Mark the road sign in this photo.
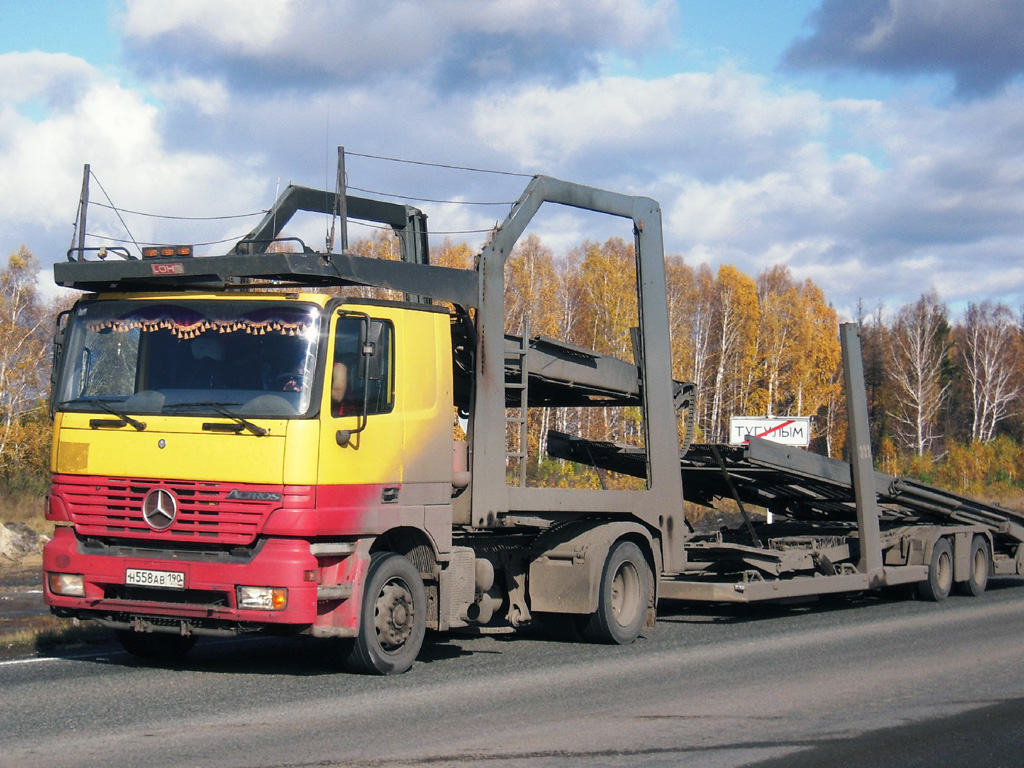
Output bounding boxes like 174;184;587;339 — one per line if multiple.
729;416;811;447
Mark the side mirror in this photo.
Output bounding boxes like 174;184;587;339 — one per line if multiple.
358;319;385;381
49;309;72;416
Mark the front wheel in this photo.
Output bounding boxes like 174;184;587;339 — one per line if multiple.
344;552;426;675
580;540;651;645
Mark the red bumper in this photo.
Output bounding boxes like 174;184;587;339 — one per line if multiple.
44;527;321;629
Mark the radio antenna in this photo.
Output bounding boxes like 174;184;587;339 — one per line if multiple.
328;146;348;253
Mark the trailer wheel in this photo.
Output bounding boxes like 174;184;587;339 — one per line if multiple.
581;540;650;645
957;536;991;597
916;537;954;602
344;552;426;675
115;630;197;661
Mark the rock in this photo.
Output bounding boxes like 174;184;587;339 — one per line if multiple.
0;522;49;563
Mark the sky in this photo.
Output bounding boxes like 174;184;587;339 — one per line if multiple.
2;0;1024;319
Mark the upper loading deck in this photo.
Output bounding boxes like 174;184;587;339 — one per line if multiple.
547;429;1024;543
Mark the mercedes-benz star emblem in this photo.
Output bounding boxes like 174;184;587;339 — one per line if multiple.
142;488;178;530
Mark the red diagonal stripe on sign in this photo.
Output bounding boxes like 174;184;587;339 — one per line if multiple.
744;419;795;444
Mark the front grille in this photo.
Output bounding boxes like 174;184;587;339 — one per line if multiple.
56;475;311;546
105;585;230;608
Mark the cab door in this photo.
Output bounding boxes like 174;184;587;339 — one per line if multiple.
316;310;405;534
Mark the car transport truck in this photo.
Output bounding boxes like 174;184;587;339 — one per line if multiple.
44;164;1024;674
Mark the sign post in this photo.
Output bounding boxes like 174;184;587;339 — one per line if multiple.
729;416;811;524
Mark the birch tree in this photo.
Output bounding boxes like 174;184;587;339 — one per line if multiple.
789;279;840;426
504;234;559;338
686;264;717;436
958;300;1019;442
504;234;561;470
708;266;759;442
0;246;52;485
432;237;475;270
752;266;801;417
572;238;639;444
888;291;951;456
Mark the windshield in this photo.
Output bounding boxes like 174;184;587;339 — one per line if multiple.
56;299;322;418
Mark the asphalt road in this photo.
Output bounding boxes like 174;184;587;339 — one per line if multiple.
3;581;1024;768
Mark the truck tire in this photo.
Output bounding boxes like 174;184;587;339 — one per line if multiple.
116;629;197;661
957;535;991;597
344;552;426;675
916;537;953;602
580;540;650;645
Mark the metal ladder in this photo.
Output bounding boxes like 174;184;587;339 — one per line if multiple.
506;318;530;487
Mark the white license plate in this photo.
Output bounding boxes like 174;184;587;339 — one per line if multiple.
126;568;185;590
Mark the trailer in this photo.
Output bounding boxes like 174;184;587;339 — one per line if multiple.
550;323;1024;604
43;160;1024;674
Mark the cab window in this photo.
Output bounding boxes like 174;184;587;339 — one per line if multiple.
331;315;394;417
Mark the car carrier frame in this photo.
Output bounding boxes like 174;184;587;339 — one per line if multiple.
45;160;1024;674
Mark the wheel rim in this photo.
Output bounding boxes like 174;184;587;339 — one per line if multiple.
610;561;642;628
936;550;953;593
971;546;988;585
373;577;415;653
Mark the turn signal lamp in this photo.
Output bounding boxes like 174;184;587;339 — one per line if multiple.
236;586;288;611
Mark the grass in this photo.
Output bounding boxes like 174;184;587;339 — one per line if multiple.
0;616;114;658
0;492;51;536
0;491;88;656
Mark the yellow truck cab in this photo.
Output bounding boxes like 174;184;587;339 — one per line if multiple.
44;173;688;675
47;290;456;672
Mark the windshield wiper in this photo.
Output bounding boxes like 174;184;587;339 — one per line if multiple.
165;401;268;437
64;398;147;431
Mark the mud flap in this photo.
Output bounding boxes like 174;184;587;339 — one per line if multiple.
528;521;659;615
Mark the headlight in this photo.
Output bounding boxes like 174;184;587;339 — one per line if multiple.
236;586;288;611
47;572;85;597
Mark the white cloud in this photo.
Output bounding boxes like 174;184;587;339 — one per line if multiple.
785;0;1024;97
0;53;268;262
0;52;96;107
471;69;827;173
121;0;293;52
5;5;1024;323
35;268;78;306
478;70;1017;314
149;76;230;116
118;0;674;92
450;0;672;47
121;0;670;54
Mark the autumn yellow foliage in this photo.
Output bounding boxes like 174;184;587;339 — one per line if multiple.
6;232;1024;509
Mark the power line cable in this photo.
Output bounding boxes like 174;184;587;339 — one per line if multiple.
347;184;514;207
89;171;141;255
346;150;533;178
89;201;265;221
83;151;514;250
86;232;247;248
351;220;497;236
